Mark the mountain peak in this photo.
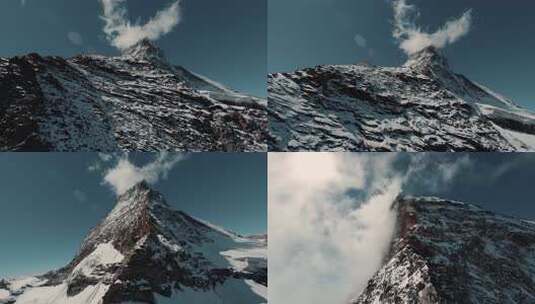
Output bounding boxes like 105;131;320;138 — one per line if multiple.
116;180;164;205
122;39;167;63
10;181;268;303
403;46;450;71
353;196;535;304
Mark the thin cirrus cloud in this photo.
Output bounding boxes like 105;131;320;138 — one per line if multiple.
353;33;367;48
268;153;473;304
73;189;88;203
392;0;472;55
67;31;84;46
99;0;182;50
90;152;187;196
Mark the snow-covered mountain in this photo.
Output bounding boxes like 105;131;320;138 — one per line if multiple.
0;182;267;304
352;196;535;304
269;46;535;151
0;39;267;152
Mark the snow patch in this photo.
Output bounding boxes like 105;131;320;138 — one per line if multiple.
15;283;110;304
72;242;124;278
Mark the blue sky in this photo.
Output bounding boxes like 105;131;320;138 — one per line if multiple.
395;153;535;220
0;152;266;278
268;0;535;110
268;152;535;304
0;0;266;97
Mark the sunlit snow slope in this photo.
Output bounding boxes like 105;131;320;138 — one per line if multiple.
0;182;267;304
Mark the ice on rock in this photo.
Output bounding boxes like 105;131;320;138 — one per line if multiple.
269;46;535;151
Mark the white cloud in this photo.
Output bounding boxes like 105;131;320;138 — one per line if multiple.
354;34;367;48
98;153;113;162
88;161;101;172
99;0;182;50
269;153;401;304
392;0;472;55
103;153;186;195
88;153;122;173
405;154;472;191
21;0;26;6
67;31;84;46
73;189;88;203
268;153;472;303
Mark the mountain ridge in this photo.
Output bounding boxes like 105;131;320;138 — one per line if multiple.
0;182;267;304
352;195;535;304
0;40;267;152
268;46;535;151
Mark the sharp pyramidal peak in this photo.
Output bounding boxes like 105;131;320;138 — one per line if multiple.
269;46;535;152
0;39;267;152
403;46;450;73
0;182;267;304
121;39;168;64
352;196;535;304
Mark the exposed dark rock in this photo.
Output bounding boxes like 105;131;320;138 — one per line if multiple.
353;196;535;304
269;47;535;151
0;40;266;151
2;182;267;303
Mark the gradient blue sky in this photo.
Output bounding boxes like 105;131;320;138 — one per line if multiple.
269;0;535;110
0;153;266;278
0;0;266;97
397;153;535;220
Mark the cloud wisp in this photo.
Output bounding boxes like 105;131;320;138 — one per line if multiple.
392;0;472;55
96;153;186;195
100;0;182;50
67;31;84;46
73;189;88;203
354;34;367;48
268;153;472;304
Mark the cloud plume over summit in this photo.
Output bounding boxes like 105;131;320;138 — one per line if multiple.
392;0;472;55
101;153;187;195
100;0;182;50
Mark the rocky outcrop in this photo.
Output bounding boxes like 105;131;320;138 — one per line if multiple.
2;182;267;303
353;196;535;304
0;40;267;152
269;47;535;151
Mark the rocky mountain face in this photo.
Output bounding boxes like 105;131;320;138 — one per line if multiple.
352;196;535;304
0;39;267;152
269;47;535;151
0;182;267;304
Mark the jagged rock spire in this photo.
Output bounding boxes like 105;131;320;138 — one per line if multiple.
122;39;167;63
403;46;450;72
